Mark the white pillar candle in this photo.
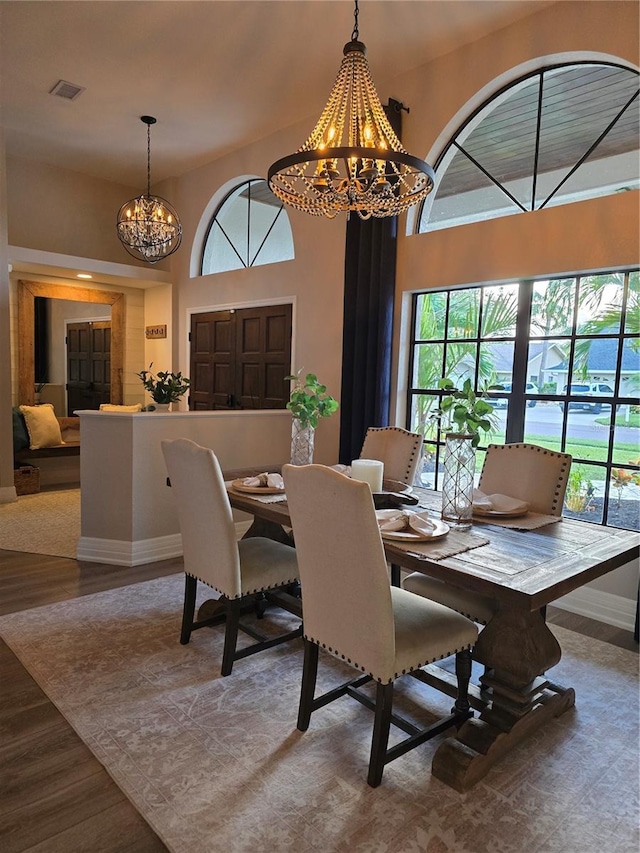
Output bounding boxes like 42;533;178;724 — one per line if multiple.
351;458;384;492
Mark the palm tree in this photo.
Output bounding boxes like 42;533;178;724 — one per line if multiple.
412;287;518;438
573;272;639;395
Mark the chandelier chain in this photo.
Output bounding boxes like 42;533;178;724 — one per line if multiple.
351;0;359;41
146;122;152;197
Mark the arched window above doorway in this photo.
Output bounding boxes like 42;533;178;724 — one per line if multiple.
200;178;294;275
417;62;639;233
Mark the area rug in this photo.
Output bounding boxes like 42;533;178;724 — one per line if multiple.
0;575;638;853
0;488;79;558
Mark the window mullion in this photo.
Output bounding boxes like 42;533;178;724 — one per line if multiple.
506;280;532;443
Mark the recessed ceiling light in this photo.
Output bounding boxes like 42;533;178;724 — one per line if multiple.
76;273;92;279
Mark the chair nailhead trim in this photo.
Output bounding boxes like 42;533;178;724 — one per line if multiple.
304;634;475;684
186;573;299;600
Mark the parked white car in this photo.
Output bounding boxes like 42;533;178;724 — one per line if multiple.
559;382;615;413
492;382;537;408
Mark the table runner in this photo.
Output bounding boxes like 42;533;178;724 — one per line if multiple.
414;488;561;531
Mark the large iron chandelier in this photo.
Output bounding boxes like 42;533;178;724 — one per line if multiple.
268;0;434;220
117;116;182;264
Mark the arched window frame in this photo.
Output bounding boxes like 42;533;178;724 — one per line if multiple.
198;178;294;276
414;60;640;235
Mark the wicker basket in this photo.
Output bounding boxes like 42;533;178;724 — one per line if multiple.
14;465;40;496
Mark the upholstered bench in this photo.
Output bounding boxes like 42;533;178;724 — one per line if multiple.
13;406;81;466
13;406;82;491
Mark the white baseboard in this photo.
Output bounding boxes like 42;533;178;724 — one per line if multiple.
0;486;18;504
552;587;637;633
76;523;251;566
77;533;183;566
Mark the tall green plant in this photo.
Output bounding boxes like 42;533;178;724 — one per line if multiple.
285;371;339;429
431;378;497;447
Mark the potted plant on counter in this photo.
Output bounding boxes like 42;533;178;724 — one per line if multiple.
137;363;190;411
286;370;339;465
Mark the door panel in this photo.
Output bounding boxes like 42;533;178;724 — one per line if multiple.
189;304;292;410
66;321;111;414
190;311;236;410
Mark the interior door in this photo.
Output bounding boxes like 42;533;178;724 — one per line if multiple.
67;321;111;414
190;310;237;410
189;304;292;410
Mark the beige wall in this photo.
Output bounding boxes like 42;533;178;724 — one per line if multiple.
6;156;177;271
0;130;16;502
142;284;175;408
0;1;637;603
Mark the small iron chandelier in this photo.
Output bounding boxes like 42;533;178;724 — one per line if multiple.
268;0;435;220
117;116;182;264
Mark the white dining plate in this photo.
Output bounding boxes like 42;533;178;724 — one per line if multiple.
376;509;449;541
230;478;285;495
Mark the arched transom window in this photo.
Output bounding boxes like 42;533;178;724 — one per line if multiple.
201;178;294;275
418;62;639;233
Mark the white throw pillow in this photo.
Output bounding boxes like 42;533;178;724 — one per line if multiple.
19;403;63;449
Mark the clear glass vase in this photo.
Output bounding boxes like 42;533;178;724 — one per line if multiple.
441;433;476;530
290;419;315;465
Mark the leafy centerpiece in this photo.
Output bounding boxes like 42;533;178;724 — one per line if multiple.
137;363;190;410
432;378;497;529
286;371;339;465
434;378;497;447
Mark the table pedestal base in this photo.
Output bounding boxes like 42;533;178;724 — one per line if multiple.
432;680;575;791
432;606;575;791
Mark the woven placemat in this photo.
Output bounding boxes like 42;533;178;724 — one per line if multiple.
471;512;561;530
385;528;490;561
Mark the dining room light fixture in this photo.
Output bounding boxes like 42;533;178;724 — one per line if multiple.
116;116;182;264
267;0;435;220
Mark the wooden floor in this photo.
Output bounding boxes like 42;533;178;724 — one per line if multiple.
0;548;637;853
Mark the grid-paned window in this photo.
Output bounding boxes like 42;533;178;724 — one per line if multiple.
408;270;639;531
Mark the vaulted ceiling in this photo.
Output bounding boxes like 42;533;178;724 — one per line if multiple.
0;0;555;188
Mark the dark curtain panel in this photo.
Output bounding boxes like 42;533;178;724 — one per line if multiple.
34;297;49;384
338;99;402;464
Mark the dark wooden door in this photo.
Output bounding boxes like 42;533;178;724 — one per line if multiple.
67;321;111;414
190;310;236;410
189;305;292;410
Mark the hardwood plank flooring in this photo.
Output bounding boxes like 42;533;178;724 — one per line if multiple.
0;547;636;852
0;550;177;853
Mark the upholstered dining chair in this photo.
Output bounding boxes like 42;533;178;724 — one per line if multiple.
282;463;478;787
403;443;572;625
162;438;302;676
359;426;423;485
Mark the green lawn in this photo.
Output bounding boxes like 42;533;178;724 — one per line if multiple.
521;433;640;479
595;412;640;429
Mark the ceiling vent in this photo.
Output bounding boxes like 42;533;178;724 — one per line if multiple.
49;80;85;101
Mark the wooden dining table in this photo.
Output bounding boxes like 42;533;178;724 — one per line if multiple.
223;474;639;792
